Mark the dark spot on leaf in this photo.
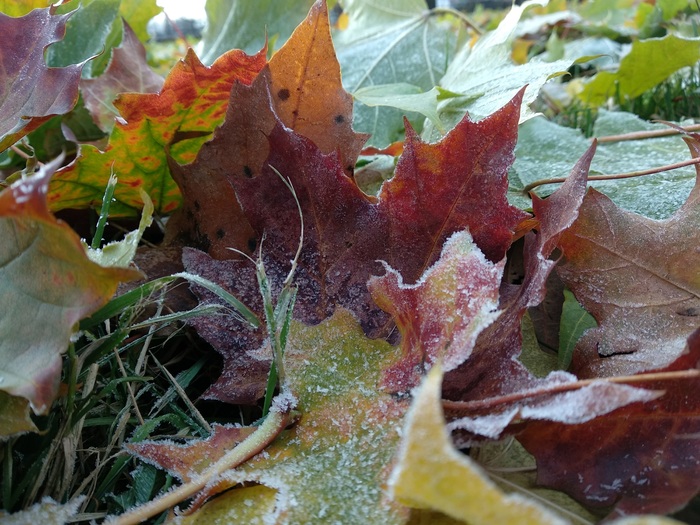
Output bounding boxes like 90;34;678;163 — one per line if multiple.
677;307;700;317
345;240;353;249
278;88;290;101
334;114;345;124
248;237;257;252
243;165;253;178
292;110;299;117
193;200;201;212
199;234;211;252
216;228;225;239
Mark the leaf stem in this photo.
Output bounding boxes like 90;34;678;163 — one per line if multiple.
443;369;700;416
431;7;483;35
107;401;298;525
596;123;700;143
521;156;700;195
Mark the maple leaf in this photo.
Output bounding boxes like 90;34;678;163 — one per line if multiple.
81;20;164;133
171;0;527;403
517;328;700;520
556;136;700;379
442;142;597;403
126;310;411;523
0;158;140;435
0;4;84;152
48;45;267;216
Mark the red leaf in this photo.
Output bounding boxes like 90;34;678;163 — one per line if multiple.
0;5;84;151
517;328;700;520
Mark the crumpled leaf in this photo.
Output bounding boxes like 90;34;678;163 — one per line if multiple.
0;158;140;426
368;230;504;391
48;46;267;216
580;34;700;107
422;0;576;142
390;366;569;525
335;0;458;146
84;188;154;268
0;4;85;152
177;76;526;402
81;21;164;133
556;136;700;378
518;328;700;520
129;310;411;524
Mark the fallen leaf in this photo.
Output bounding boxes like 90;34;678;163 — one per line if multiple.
368;230;504;391
580;34;700;107
517;328;700;520
0;158;140;427
81;21;164;133
129;309;411;523
556;139;700;378
48;45;267;216
390;366;569;525
0;4;84;151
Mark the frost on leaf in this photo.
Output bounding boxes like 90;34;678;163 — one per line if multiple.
368;230;504;392
0;158;140;432
518;328;700;521
0;5;84;151
128;310;410;523
390;366;568;525
557;135;700;379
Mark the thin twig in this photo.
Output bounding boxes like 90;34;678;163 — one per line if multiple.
443;369;700;415
522;156;700;195
596;123;700;143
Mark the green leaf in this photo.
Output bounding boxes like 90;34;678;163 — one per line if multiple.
353;83;446;133
509;113;698;219
579;34;700;106
558;289;597;370
335;0;458;146
118;0;160;42
199;0;315;63
47;0;122;78
422;0;575;142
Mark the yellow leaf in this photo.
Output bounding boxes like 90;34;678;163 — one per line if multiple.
389;365;568;525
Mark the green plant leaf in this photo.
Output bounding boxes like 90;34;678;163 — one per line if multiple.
199;0;315;63
47;0;121;78
558;289;597;370
335;0;458;146
353;83;446;133
422;0;575;142
580;34;700;106
509;113;698;219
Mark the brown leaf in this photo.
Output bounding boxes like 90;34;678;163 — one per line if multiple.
557;138;700;379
